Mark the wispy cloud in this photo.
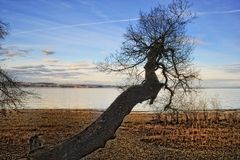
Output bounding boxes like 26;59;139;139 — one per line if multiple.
221;64;240;73
0;58;8;61
11;8;240;36
42;48;55;55
199;63;240;87
5;59;124;84
11;18;140;36
79;0;109;20
0;46;31;58
49;61;96;70
204;63;240;74
13;65;46;70
43;58;59;63
203;78;240;87
8;63;90;82
197;9;240;15
10;61;95;77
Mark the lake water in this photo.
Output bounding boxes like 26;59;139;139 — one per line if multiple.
24;88;240;111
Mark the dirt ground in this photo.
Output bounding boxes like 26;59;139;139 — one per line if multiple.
0;109;239;160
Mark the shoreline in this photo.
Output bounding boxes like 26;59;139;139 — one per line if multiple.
13;108;240;113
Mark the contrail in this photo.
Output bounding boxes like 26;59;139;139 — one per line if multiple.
11;9;240;36
197;9;240;15
12;18;140;35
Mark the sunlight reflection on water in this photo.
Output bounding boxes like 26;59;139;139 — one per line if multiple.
24;88;240;111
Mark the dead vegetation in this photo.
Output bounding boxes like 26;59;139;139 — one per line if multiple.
143;111;240;152
0;109;239;160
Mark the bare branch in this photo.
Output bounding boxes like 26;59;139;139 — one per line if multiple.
31;1;199;159
0;20;30;115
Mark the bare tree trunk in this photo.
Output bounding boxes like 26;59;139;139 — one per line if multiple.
30;83;162;160
30;50;162;160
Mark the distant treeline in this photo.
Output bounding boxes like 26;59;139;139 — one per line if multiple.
18;82;116;88
17;82;240;89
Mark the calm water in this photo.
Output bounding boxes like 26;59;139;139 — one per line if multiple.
24;88;240;111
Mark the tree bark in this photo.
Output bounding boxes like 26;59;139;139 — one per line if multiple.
30;50;163;160
30;82;162;160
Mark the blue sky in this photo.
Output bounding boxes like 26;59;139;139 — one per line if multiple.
0;0;240;87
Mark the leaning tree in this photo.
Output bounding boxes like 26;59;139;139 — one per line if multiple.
0;21;28;115
30;0;198;159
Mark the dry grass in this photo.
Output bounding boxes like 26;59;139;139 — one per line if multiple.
0;109;239;160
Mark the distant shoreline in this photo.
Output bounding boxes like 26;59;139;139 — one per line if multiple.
19;108;240;113
18;82;240;89
18;82;117;88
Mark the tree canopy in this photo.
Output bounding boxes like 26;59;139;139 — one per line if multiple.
99;0;198;109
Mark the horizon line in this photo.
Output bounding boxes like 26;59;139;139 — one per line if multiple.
19;82;240;89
